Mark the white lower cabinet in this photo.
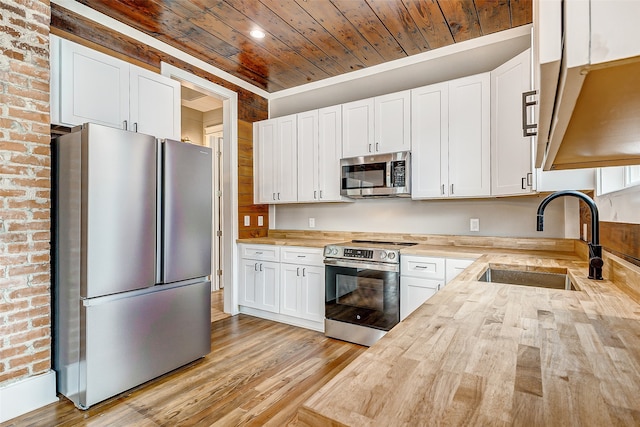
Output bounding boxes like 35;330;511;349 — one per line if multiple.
238;258;280;314
400;255;476;320
280;263;324;323
401;276;442;321
238;245;324;331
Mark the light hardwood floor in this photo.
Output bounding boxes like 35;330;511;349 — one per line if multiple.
4;291;365;426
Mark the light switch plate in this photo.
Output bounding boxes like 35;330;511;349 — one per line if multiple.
244;215;250;226
258;216;264;227
470;218;479;232
309;217;315;228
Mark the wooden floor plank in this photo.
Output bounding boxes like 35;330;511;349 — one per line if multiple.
2;294;365;426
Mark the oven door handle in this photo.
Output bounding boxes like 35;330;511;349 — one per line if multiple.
323;258;399;272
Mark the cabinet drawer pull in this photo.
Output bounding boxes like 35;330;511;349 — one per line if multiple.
255;251;263;255
522;90;538;137
415;265;428;269
297;255;306;258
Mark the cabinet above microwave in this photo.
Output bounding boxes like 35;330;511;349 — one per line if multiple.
535;0;640;171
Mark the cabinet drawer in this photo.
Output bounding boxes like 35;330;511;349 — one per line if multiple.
401;255;445;279
281;246;324;266
240;244;280;262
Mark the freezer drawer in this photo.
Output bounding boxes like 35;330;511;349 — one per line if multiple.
59;280;211;409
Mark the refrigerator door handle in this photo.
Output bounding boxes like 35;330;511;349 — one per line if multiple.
156;139;162;284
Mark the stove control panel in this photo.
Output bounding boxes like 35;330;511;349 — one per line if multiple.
324;244;400;264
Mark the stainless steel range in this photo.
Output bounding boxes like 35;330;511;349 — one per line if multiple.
323;240;417;346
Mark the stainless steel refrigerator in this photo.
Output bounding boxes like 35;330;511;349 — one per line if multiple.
53;123;212;409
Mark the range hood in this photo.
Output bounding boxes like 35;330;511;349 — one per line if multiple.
535;0;640;171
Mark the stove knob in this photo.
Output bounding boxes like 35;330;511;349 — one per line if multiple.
331;247;339;255
379;251;387;260
388;252;396;260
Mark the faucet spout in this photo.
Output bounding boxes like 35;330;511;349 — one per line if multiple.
536;190;603;280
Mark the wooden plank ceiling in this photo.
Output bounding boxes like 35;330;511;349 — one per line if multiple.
76;0;532;93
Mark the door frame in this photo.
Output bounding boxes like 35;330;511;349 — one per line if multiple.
161;63;239;315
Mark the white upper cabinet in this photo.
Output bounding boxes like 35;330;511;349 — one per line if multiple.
53;35;129;130
535;0;640;170
412;74;490;199
129;67;181;140
255;106;344;205
342;98;374;158
317;105;344;202
297;110;320;203
297;106;344;203
342;91;410;158
374;91;411;154
51;35;181;140
448;73;491;197
411;82;448;198
491;49;534;196
255;115;297;204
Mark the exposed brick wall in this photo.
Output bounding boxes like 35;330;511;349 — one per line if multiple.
0;0;52;385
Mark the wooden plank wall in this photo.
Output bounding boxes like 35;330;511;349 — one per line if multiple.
238;121;269;238
50;4;270;239
579;200;640;267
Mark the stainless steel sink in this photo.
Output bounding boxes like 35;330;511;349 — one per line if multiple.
478;267;575;290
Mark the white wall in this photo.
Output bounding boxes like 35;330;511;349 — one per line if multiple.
596;184;640;224
181;106;204;145
274;195;570;238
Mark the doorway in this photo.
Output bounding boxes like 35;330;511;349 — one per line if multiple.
161;63;239;315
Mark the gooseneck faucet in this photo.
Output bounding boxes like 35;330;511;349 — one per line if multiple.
536;190;603;280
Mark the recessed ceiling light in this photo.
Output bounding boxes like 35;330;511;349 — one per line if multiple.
250;30;265;39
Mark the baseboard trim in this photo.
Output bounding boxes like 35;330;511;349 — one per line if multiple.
0;370;58;422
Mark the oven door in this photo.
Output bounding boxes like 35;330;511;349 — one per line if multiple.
324;259;399;331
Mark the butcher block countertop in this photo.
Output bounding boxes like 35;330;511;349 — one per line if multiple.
238;231;640;425
296;249;640;426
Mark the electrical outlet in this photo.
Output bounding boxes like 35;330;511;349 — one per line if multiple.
308;217;316;228
258;216;264;227
244;215;250;226
470;218;480;232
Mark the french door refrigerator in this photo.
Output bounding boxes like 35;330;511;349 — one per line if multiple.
53;123;212;409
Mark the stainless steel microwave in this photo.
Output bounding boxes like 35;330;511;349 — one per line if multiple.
340;151;411;198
